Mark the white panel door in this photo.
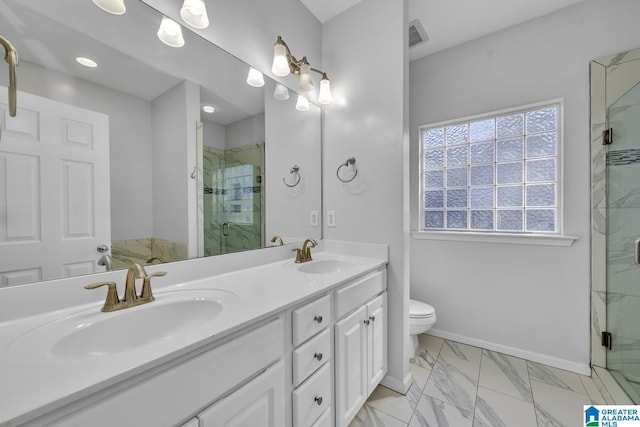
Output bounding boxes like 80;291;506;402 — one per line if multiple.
197;362;285;427
0;90;110;286
335;305;367;427
366;293;387;394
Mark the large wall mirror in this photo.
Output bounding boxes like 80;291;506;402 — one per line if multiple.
0;0;322;287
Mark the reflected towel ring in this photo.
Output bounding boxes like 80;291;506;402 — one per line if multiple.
283;165;301;187
336;157;357;183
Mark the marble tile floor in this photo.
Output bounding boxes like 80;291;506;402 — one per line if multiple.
350;334;613;427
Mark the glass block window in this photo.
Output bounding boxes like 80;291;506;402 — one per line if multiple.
420;102;561;233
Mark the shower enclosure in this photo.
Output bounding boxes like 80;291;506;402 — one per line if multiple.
202;144;264;256
591;48;640;403
196;118;265;258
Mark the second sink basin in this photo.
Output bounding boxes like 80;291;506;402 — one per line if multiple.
297;259;355;274
4;289;236;361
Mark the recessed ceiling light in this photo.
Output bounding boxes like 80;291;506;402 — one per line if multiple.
202;105;215;113
76;57;98;68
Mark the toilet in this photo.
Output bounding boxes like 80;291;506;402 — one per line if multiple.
409;299;436;357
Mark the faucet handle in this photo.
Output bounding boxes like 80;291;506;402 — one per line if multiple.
84;281;120;312
140;271;167;301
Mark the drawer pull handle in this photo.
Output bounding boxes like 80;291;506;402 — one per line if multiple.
369;315;376;322
314;315;323;324
314;352;323;361
314;396;323;406
363;319;370;325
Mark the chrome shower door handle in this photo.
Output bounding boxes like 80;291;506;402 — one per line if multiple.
635;238;640;268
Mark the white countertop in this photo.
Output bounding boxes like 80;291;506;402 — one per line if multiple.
0;246;387;426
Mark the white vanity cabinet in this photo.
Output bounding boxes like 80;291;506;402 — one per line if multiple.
9;256;389;427
197;362;285;427
334;270;387;427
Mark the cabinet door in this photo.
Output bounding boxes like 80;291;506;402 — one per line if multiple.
198;362;284;427
335;305;367;427
366;293;387;394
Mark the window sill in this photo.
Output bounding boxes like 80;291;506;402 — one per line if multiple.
411;231;578;247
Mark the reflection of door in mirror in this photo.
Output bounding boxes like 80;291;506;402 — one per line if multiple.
201;118;265;256
0;89;111;286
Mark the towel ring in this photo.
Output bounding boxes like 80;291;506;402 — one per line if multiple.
283;165;301;187
336;157;358;183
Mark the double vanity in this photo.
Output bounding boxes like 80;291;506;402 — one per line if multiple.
0;241;388;427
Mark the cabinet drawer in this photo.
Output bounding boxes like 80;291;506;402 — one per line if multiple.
311;408;332;427
292;362;331;427
335;269;385;319
292;294;331;346
293;328;331;387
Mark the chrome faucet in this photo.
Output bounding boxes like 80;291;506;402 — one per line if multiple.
294;238;318;263
85;263;167;312
0;35;18;117
97;254;113;271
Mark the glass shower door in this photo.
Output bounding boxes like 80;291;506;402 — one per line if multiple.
606;79;640;403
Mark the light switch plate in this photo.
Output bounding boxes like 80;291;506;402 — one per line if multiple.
310;210;319;226
327;210;336;227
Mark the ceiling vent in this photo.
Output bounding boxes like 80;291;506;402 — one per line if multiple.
408;19;429;48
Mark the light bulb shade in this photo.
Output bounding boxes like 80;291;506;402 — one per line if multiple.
296;95;310;112
298;63;314;92
272;43;290;77
180;0;209;29
318;74;333;105
92;0;126;14
246;68;265;87
273;84;290;101
157;16;185;48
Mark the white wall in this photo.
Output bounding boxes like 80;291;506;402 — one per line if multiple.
323;0;409;391
226;114;265;150
151;80;200;251
8;60;153;242
409;0;640;372
203;120;226;150
265;79;322;243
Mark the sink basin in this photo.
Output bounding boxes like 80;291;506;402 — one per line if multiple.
297;259;355;274
4;289;236;361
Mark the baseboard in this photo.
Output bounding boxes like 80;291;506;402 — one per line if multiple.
428;328;591;376
380;371;413;395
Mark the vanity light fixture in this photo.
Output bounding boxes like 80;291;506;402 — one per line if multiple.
180;0;209;29
76;57;98;68
157;16;185;48
318;73;333;104
271;35;333;104
202;105;215;113
92;0;126;15
273;83;290;101
246;67;265;87
295;95;310;112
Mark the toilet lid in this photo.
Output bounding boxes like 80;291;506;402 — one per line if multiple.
410;299;435;318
